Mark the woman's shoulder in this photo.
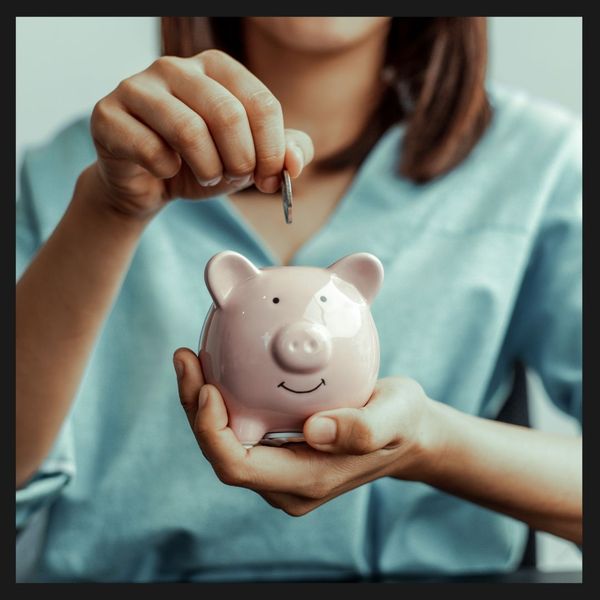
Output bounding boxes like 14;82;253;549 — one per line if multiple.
484;82;581;164
457;83;582;222
471;84;581;234
374;84;581;238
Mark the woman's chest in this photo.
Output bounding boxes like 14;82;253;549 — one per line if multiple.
228;169;356;265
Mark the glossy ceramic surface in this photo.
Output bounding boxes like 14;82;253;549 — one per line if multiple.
199;251;384;446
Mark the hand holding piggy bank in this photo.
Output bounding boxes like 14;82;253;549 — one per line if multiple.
199;251;384;447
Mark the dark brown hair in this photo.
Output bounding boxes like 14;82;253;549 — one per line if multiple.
161;17;491;183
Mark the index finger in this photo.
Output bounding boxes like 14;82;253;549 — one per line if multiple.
197;51;286;192
173;347;206;429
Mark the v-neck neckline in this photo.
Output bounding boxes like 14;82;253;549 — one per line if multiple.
214;123;404;267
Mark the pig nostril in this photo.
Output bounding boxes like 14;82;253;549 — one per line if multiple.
304;339;318;353
272;322;332;373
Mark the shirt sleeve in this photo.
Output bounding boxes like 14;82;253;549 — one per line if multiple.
16;151;77;531
16;420;76;532
509;122;582;424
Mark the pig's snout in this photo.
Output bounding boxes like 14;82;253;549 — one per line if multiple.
272;322;332;373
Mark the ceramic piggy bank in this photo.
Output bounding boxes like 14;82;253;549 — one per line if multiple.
199;251;384;447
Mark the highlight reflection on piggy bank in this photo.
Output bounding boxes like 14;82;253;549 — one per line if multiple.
199;250;384;447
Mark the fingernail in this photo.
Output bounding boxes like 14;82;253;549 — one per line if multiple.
199;386;210;409
225;173;253;188
259;175;280;193
290;144;304;171
173;359;184;379
308;417;336;445
198;175;222;187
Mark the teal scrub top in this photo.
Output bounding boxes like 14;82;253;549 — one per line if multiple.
16;84;582;582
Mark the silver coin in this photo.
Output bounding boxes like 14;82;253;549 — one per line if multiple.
260;431;305;446
281;169;293;224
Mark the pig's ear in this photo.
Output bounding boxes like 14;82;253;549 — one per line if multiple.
327;253;384;305
205;251;261;308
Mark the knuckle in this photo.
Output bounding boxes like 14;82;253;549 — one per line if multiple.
90;102;114;144
348;419;376;454
179;395;198;416
138;139;168;167
178;394;192;411
91;98;111;128
170;117;206;150
228;157;256;176
197;48;228;67
246;90;282;120
214;98;246;128
255;148;284;171
116;76;143;99
353;435;376;455
151;55;183;74
192;421;211;438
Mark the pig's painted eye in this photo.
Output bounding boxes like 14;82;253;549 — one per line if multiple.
272;297;280;304
320;295;327;303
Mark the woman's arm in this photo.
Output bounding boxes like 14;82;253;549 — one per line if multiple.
413;400;582;543
16;166;148;488
16;50;313;490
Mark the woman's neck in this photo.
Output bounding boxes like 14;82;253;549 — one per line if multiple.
243;22;389;165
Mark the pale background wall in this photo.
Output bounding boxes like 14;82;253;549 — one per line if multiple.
15;17;582;572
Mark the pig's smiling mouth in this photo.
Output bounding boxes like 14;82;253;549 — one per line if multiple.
277;379;326;394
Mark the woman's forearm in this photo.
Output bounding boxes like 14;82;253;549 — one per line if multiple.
408;399;582;543
16;164;151;488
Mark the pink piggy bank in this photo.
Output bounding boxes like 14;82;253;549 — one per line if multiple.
199;250;384;447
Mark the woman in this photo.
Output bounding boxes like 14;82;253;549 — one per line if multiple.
16;17;581;582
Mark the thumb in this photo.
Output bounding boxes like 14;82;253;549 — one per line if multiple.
303;384;408;455
283;129;315;178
